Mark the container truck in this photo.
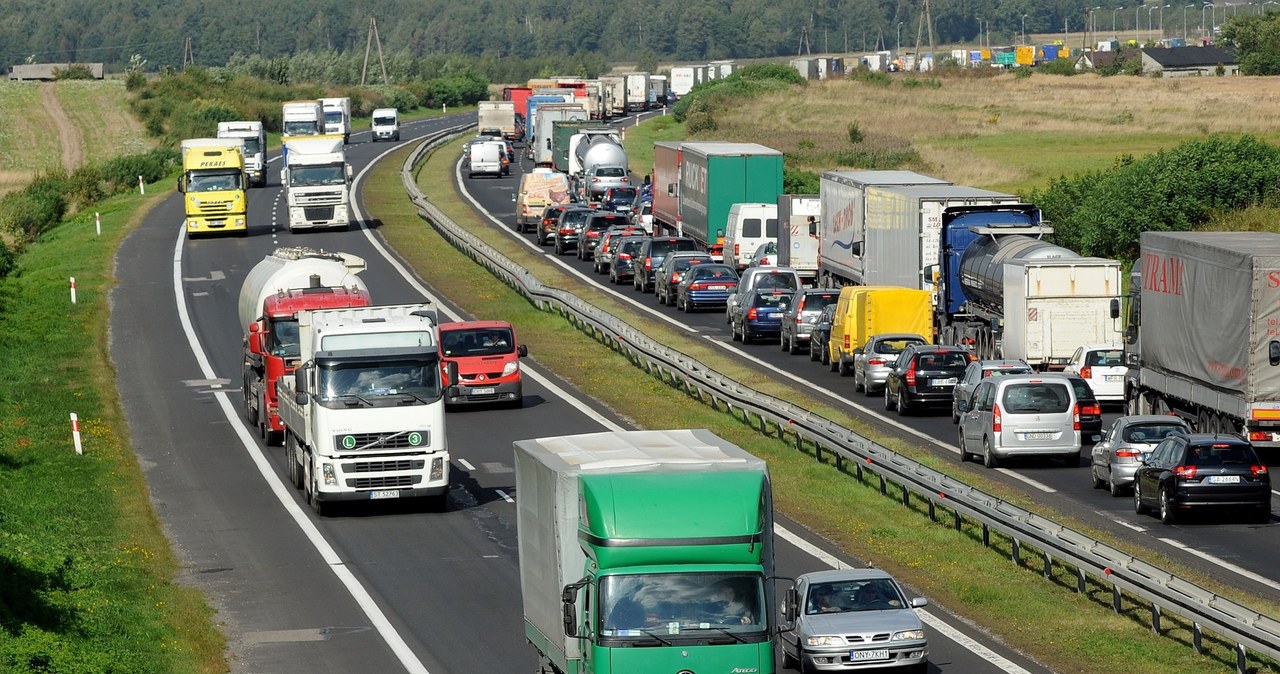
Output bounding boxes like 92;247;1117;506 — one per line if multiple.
676;142;784;251
282;100;324;138
670;67;697;97
600;75;627;117
320;97;352;144
776;194;820;285
283;136;352;232
178;138;247;237
277;304;456;515
652;141;683;235
648;75;669;107
1117;231;1280;448
239;248;371;445
532;103;587;167
623;72;651;111
525;94;573;146
478;100;518;140
515;429;775;674
582;79;605;119
504;86;533;141
216;121;267;188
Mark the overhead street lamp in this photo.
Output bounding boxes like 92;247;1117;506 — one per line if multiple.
1022;14;1028;43
897;21;903;51
1094;6;1104;34
1159;3;1171;37
1184;3;1195;39
1136;5;1143;40
1203;2;1214;35
1114;6;1125;34
1148;3;1168;41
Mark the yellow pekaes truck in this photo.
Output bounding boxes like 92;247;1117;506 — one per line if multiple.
179;138;248;237
829;286;933;375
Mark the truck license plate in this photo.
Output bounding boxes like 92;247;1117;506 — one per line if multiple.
851;649;890;661
369;490;401;500
470;387;496;395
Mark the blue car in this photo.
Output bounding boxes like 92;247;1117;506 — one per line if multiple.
676;263;738;312
731;288;795;344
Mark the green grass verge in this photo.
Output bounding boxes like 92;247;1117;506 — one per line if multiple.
357;136;1279;674
622;114;684;177
0;180;225;673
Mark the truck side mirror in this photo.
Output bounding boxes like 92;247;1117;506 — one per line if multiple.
294;363;310;405
1271;341;1280;367
781;587;798;622
1109;298;1120;320
518;345;529;358
345;165;353;184
561;580;586;638
248;322;263;354
177;176;185;194
809;219;818;236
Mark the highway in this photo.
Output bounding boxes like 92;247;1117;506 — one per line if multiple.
456;129;1280;609
105;111;1053;673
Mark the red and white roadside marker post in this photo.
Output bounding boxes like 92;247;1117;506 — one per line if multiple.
138;175;145;195
70;413;83;455
69;277;77;304
95;211;101;236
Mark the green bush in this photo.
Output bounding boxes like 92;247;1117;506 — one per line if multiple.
1038;59;1078;76
52;64;95;80
783;167;820;194
847;122;863;144
1032;135;1280;262
901;76;943;88
1013;66;1034;79
0;172;68;243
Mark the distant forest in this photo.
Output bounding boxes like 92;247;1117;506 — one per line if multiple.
2;0;1111;72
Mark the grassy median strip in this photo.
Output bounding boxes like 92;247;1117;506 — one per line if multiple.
0;187;225;673
355;136;1277;673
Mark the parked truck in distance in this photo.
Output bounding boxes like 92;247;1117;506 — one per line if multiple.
1118;231;1280;448
623;72;651;111
515;429;775;674
532;103;587;167
600;75;626;118
179;138;247;237
478;100;518;142
216;121;267;188
238;247;371;445
283;136;352;232
320;97;352;144
277;304;456;515
667;142;784;254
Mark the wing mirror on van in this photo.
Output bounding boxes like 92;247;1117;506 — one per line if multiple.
518;345;529;358
955;398;970;414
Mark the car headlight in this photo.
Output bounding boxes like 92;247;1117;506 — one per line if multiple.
502;360;519;377
892;629;925;641
805;636;844;647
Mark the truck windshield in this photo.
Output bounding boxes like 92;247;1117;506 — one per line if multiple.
317;358;442;405
324;111;343;125
598;572;765;642
187;170;242;192
289;165;345;187
242;138;262;155
268;319;300;358
283;121;319;136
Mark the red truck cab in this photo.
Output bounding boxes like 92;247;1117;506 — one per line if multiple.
439;320;528;408
246;286;370;442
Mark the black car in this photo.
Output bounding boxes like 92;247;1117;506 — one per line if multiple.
609;236;648;285
1133;433;1271;524
634;236;703;292
602;187;639;214
1055;373;1104;446
883;345;974;416
808;304;838;365
553;208;594;255
577;213;631;260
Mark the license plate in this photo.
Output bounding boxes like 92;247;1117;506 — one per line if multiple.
850;649;890;662
369;490;401;500
1104;375;1122;382
930;378;958;386
712;285;731;290
470;387;496;395
1208;475;1241;484
1024;432;1054;440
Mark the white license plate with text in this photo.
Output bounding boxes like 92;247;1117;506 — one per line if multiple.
851;649;890;662
369;490;401;500
1208;475;1241;484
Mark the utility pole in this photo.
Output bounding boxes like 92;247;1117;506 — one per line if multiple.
914;0;936;71
360;17;390;85
181;36;194;70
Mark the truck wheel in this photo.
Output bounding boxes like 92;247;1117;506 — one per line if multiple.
287;436;303;489
307;475;326;517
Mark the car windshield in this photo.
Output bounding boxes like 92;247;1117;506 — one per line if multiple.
596;167;626;178
1065;378;1095;401
440;327;514;357
599;572;765;640
806;579;906;615
562;210;592;227
607;188;637;203
373;115;396;126
1122;423;1186;444
1085;349;1125;366
673;257;710;271
875;338;924;354
1000;383;1071;413
689;265;737;281
754;292;793;307
590;216;627;230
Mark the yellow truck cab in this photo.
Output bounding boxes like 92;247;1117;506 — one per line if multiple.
179;138;247;237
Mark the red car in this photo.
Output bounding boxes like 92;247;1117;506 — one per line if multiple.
439;320;528;408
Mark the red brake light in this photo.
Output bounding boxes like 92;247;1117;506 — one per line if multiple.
1250;431;1271;441
645;258;653;270
1080;366;1092;379
747;308;758;319
670;273;680;282
868;358;886;366
1252;465;1269;476
1081;404;1101;416
1115;449;1141;458
992;403;1002;432
618;253;632;261
1072;404;1081;431
1173;465;1198;479
905;360;917;387
621;177;629;183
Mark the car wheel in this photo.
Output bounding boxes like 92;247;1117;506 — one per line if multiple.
809;341;819;361
1108;474;1125;497
958;429;969;462
1254;506;1271;524
1159;488;1177;524
951;402;960;425
555;244;563;255
828;349;838;372
1134;480;1150;515
983;438;999;469
730;320;741;341
896;390;909;417
838;357;853;377
743;324;754;344
781;334;790;352
1066;447;1083;468
788;335;802;355
781;644;798;670
884;385;895;411
1091;467;1105;490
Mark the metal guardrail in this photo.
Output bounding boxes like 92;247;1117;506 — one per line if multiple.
398;127;1280;673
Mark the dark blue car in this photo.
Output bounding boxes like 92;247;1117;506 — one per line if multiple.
676;264;738;312
731;289;795;344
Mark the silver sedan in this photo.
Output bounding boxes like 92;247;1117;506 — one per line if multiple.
853;334;927;396
1090;415;1190;496
779;568;928;673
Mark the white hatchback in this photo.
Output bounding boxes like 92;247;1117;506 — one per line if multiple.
1065;344;1126;402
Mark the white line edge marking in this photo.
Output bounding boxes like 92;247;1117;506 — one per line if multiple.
1157;537;1280;592
495;489;514;504
773;527;1033;674
458;458;475;471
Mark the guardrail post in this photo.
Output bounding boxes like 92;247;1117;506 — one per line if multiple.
1076;568;1086;594
1012;538;1021;565
879;473;887;494
834;451;844;472
982;523;990;547
1235;643;1247;674
1042;551;1052;579
1150;603;1161;635
928;499;936;522
901;486;910;507
1192;623;1203;654
952;510;962;532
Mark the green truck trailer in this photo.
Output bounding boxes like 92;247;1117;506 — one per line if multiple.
515;429;776;674
676;142;784;249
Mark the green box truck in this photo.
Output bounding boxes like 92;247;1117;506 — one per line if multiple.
677;142;784;250
515;429;776;674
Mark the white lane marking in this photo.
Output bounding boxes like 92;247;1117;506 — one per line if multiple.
1157;537;1280;592
774;527;1033;674
1114;519;1147;532
453;152;1062;497
458;458;475;471
495;489;514;503
171;233;431;674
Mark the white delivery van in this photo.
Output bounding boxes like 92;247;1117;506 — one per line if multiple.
467;140;507;179
723;203;779;271
371;108;400;142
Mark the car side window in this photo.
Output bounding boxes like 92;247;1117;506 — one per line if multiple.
964;363;979;384
1070;347;1083;367
970;382;990;410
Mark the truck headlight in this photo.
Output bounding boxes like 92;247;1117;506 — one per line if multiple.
235;218;244;225
430;457;445;481
806;636;844;647
892;629;925;641
502;361;519;377
322;462;337;486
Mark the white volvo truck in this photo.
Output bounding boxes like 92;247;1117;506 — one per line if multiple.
283;136;352;232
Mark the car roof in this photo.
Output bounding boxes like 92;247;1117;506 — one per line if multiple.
1181;433;1252;446
911;344;967;352
1081;343;1124;351
800;568;896;584
440;320;514;331
1118;415;1189;425
977;359;1032;368
871;333;927;341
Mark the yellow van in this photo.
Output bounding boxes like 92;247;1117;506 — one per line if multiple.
515;168;571;233
830;286;933;375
